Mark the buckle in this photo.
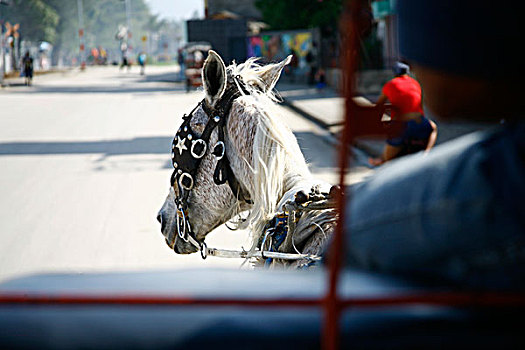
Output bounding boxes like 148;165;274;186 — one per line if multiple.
213;141;225;160
191;139;207;159
176;206;187;241
200;241;208;260
179;172;194;191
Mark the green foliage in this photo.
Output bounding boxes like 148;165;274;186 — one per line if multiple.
2;0;164;56
2;0;59;42
255;0;343;30
46;0;78;54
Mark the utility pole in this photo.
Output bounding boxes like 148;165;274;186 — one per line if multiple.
118;0;132;62
0;0;10;85
124;0;132;53
77;0;85;70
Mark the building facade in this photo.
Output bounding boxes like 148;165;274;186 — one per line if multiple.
186;18;247;64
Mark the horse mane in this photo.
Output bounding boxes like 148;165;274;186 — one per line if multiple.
226;58;315;249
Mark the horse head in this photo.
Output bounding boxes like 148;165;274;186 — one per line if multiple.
157;50;312;256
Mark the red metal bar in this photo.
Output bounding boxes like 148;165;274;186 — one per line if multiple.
323;0;365;348
1;292;525;308
2;3;524;349
0;294;321;307
339;293;525;308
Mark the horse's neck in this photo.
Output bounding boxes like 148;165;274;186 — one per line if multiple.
225;97;335;252
229;100;314;197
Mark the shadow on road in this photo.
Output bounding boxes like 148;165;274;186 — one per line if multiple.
3;85;186;94
2;68;188;94
0;131;340;170
0;136;173;157
276;83;340;102
142;71;183;83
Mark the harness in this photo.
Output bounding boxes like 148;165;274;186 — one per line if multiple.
258;185;338;268
170;74;251;257
169;74;334;265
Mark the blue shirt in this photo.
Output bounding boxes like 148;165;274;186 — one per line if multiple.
345;121;525;289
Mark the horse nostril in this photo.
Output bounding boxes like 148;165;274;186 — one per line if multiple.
158;212;168;233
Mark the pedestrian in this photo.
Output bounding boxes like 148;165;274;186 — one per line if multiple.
99;47;107;65
315;67;327;91
137;51;147;75
306;41;318;85
120;41;131;72
345;0;525;289
177;48;185;81
120;54;131;71
287;49;299;82
22;51;33;86
368;61;437;166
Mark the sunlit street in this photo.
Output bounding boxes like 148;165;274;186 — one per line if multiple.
1;1;521;348
0;65;352;281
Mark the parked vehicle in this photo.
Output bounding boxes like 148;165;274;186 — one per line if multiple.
183;42;212;92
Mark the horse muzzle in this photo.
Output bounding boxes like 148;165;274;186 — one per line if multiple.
172;239;199;254
157;206;199;255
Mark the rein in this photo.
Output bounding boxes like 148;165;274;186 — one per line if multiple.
178;186;335;264
175;184;337;265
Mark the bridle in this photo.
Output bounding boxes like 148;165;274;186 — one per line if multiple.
169;74;251;257
168;73;325;265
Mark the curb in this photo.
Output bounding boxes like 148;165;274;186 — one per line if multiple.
4;67;73;79
281;96;383;159
2;68;76;88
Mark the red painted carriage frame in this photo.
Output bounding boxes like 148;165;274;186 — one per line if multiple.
1;2;524;349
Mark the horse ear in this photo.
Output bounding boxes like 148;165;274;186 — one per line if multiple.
256;55;292;92
202;50;227;107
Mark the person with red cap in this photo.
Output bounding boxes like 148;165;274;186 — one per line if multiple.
345;0;524;289
369;61;437;166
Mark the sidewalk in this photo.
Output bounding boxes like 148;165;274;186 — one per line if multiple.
277;81;385;158
2;67;75;87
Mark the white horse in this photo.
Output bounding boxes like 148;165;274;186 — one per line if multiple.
157;51;337;268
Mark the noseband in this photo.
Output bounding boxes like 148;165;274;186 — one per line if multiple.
169;74;251;255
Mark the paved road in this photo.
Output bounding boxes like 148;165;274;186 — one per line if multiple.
0;65;371;282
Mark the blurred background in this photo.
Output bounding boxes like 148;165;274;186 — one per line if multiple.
0;0;389;88
0;0;490;281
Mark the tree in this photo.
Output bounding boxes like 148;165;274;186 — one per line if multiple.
3;0;167;66
2;0;59;42
255;0;343;31
46;0;78;65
